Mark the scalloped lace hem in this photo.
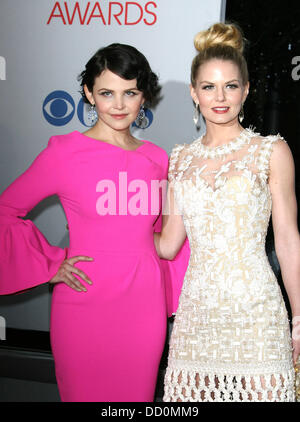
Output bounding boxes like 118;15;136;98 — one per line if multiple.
163;364;295;402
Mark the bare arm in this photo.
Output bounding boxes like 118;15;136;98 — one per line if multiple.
269;139;300;363
154;181;187;260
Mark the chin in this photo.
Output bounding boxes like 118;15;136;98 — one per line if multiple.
109;119;132;129
207;114;238;125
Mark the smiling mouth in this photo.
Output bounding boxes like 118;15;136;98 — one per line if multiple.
110;114;128;119
212;107;230;113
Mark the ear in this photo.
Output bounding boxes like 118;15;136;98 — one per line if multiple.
83;84;95;106
242;81;250;103
190;84;199;105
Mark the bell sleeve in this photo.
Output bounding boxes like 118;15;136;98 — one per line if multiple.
0;136;67;295
153;146;190;317
160;238;190;317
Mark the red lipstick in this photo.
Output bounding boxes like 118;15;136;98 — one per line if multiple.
212;107;230;114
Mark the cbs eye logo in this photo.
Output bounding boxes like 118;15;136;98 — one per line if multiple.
43;91;75;126
43;90;153;128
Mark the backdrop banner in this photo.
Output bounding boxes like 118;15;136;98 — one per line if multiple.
0;0;224;330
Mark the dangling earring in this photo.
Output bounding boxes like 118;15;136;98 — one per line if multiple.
135;105;146;127
193;103;200;126
88;103;98;124
239;104;244;123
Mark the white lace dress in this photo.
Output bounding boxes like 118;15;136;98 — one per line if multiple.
163;127;295;402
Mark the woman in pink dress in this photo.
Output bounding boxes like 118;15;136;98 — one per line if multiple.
0;43;189;402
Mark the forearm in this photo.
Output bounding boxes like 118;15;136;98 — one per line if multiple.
154;231;183;260
154;182;187;260
154;215;186;260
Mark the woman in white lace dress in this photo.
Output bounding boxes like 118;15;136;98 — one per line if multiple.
154;22;300;401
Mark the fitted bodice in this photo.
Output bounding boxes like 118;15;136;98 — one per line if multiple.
168;128;288;307
169;128;283;260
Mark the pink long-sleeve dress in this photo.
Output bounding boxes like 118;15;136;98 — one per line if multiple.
0;131;189;402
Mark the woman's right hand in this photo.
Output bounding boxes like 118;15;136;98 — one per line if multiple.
49;256;94;292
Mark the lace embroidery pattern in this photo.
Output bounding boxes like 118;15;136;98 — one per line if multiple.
189;127;255;159
164;128;295;402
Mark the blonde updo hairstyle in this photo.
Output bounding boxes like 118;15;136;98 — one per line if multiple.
191;22;249;87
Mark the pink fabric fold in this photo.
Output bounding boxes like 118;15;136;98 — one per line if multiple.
0;135;67;295
152;188;190;318
161;238;190;317
0;217;67;295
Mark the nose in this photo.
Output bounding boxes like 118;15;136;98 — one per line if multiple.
215;86;226;102
113;94;125;110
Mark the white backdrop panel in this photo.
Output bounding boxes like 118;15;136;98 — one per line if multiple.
0;0;225;330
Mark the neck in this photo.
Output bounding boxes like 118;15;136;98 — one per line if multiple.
203;120;245;147
86;122;137;146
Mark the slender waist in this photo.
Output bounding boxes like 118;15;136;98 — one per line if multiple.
188;248;268;266
68;226;157;255
67;243;157;256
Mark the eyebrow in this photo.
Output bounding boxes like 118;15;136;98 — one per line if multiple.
97;87;139;92
199;79;241;84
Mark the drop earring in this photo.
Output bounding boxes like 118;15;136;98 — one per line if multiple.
135;105;146;127
193;103;200;126
88;103;98;124
239;104;244;123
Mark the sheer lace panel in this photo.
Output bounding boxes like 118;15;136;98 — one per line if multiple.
168;128;285;193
